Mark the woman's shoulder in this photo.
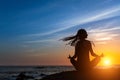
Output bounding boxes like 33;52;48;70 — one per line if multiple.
85;40;91;43
77;40;91;44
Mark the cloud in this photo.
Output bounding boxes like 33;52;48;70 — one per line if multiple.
88;24;120;44
25;39;56;43
89;26;120;33
26;5;120;37
23;5;120;45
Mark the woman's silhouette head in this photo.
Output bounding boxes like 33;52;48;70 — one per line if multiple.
76;29;88;39
62;29;88;46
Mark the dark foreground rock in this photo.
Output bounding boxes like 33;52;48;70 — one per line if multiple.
40;68;120;80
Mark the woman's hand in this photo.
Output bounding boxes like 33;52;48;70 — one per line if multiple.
68;55;72;59
99;53;104;57
96;53;104;58
68;55;75;59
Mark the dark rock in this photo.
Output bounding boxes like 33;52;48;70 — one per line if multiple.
40;68;120;80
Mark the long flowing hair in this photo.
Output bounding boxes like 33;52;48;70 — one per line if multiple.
62;29;88;46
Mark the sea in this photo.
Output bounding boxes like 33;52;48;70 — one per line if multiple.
0;66;75;80
1;65;120;80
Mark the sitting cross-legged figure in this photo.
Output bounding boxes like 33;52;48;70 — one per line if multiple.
63;29;103;71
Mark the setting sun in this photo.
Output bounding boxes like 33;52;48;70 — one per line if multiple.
102;58;111;66
104;59;110;65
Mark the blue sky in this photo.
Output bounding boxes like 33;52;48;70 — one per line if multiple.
0;0;120;65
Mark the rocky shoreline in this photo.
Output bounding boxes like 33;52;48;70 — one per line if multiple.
40;68;120;80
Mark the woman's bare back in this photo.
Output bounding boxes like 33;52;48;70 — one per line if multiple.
75;40;91;64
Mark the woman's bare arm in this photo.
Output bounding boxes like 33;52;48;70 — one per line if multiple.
72;42;79;58
89;42;99;57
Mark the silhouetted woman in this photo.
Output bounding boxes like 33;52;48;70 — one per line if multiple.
63;29;103;71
